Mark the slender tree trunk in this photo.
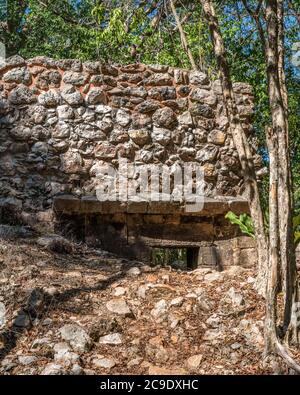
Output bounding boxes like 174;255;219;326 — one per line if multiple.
265;0;298;342
265;127;280;355
169;0;198;70
199;0;268;294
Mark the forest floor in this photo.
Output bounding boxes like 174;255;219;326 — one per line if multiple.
0;225;290;375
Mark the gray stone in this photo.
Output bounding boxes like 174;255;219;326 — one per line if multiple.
151;299;168;319
95;104;112;114
61;85;83;106
3;67;31;84
152;107;176;129
145;73;173;86
53;122;72;139
190;103;214;118
189;71;209;85
106;299;132;316
148;87;176;100
135;100;159;113
54;342;80;363
92;357;116;369
41;363;66;375
151;127;172;146
196;144;219;163
116;109;131;127
36;70;61;89
59;324;92;353
57;104;74;120
70;364;84;375
38;90;61;107
178;111;193;126
0;302;5;328
14;312;31;328
9;85;37;105
125;87;147;98
18;355;38;366
86;88;106;105
190;88;217;106
63;71;89;86
98;333;123;345
127;267;141;276
9;126;31;141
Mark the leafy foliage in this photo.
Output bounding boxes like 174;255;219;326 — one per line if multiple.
225;211;255;238
227;211;300;247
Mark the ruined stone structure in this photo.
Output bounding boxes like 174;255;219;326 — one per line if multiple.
0;55;259;267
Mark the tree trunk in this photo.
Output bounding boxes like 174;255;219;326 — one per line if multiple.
169;0;198;70
265;0;298;343
265;127;280;355
199;0;268;294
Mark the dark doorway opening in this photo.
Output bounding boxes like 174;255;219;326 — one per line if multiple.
152;247;199;270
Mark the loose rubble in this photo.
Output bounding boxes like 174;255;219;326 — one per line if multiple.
0;234;291;375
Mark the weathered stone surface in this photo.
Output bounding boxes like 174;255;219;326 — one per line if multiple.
208;130;226;145
178;111;193;126
116;109;131;127
145;73;173;86
61;85;83;106
0;58;256;221
189;71;209;85
128;129;149;146
106;299;132;316
57;104;74;120
60;150;83;174
99;333;123;345
86;87;106;104
151;127;172;146
63;71;89;86
36;70;61;89
3;67;31;84
38;90;61;107
59;324;92;353
152;107;176;129
9;85;37;104
190;88;217;106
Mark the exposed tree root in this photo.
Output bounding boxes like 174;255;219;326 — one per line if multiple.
275;340;300;374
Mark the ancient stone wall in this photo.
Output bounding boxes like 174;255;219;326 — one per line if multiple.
0;55;259;221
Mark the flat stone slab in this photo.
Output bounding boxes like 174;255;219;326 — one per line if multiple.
53;195;249;216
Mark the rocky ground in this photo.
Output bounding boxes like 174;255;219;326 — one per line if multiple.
0;225;289;375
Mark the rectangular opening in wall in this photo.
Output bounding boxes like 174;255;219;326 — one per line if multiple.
152;247;199;270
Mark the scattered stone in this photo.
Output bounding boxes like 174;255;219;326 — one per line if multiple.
106;299;132;316
93;358;116;369
148;365;187;375
70;364;84;375
186;354;203;371
169;297;184;307
127;267;141;276
41;363;66;375
150;300;168;319
0;302;5;328
204;272;222;282
18;355;38;366
98;333;123;345
59;324;92;353
113;287;127;296
53;342;80;363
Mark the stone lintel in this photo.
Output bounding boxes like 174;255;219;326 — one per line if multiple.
53;195;250;216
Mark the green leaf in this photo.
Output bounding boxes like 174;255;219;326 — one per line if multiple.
225;211;255;239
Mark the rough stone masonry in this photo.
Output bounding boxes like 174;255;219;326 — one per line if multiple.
0;55;260;267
